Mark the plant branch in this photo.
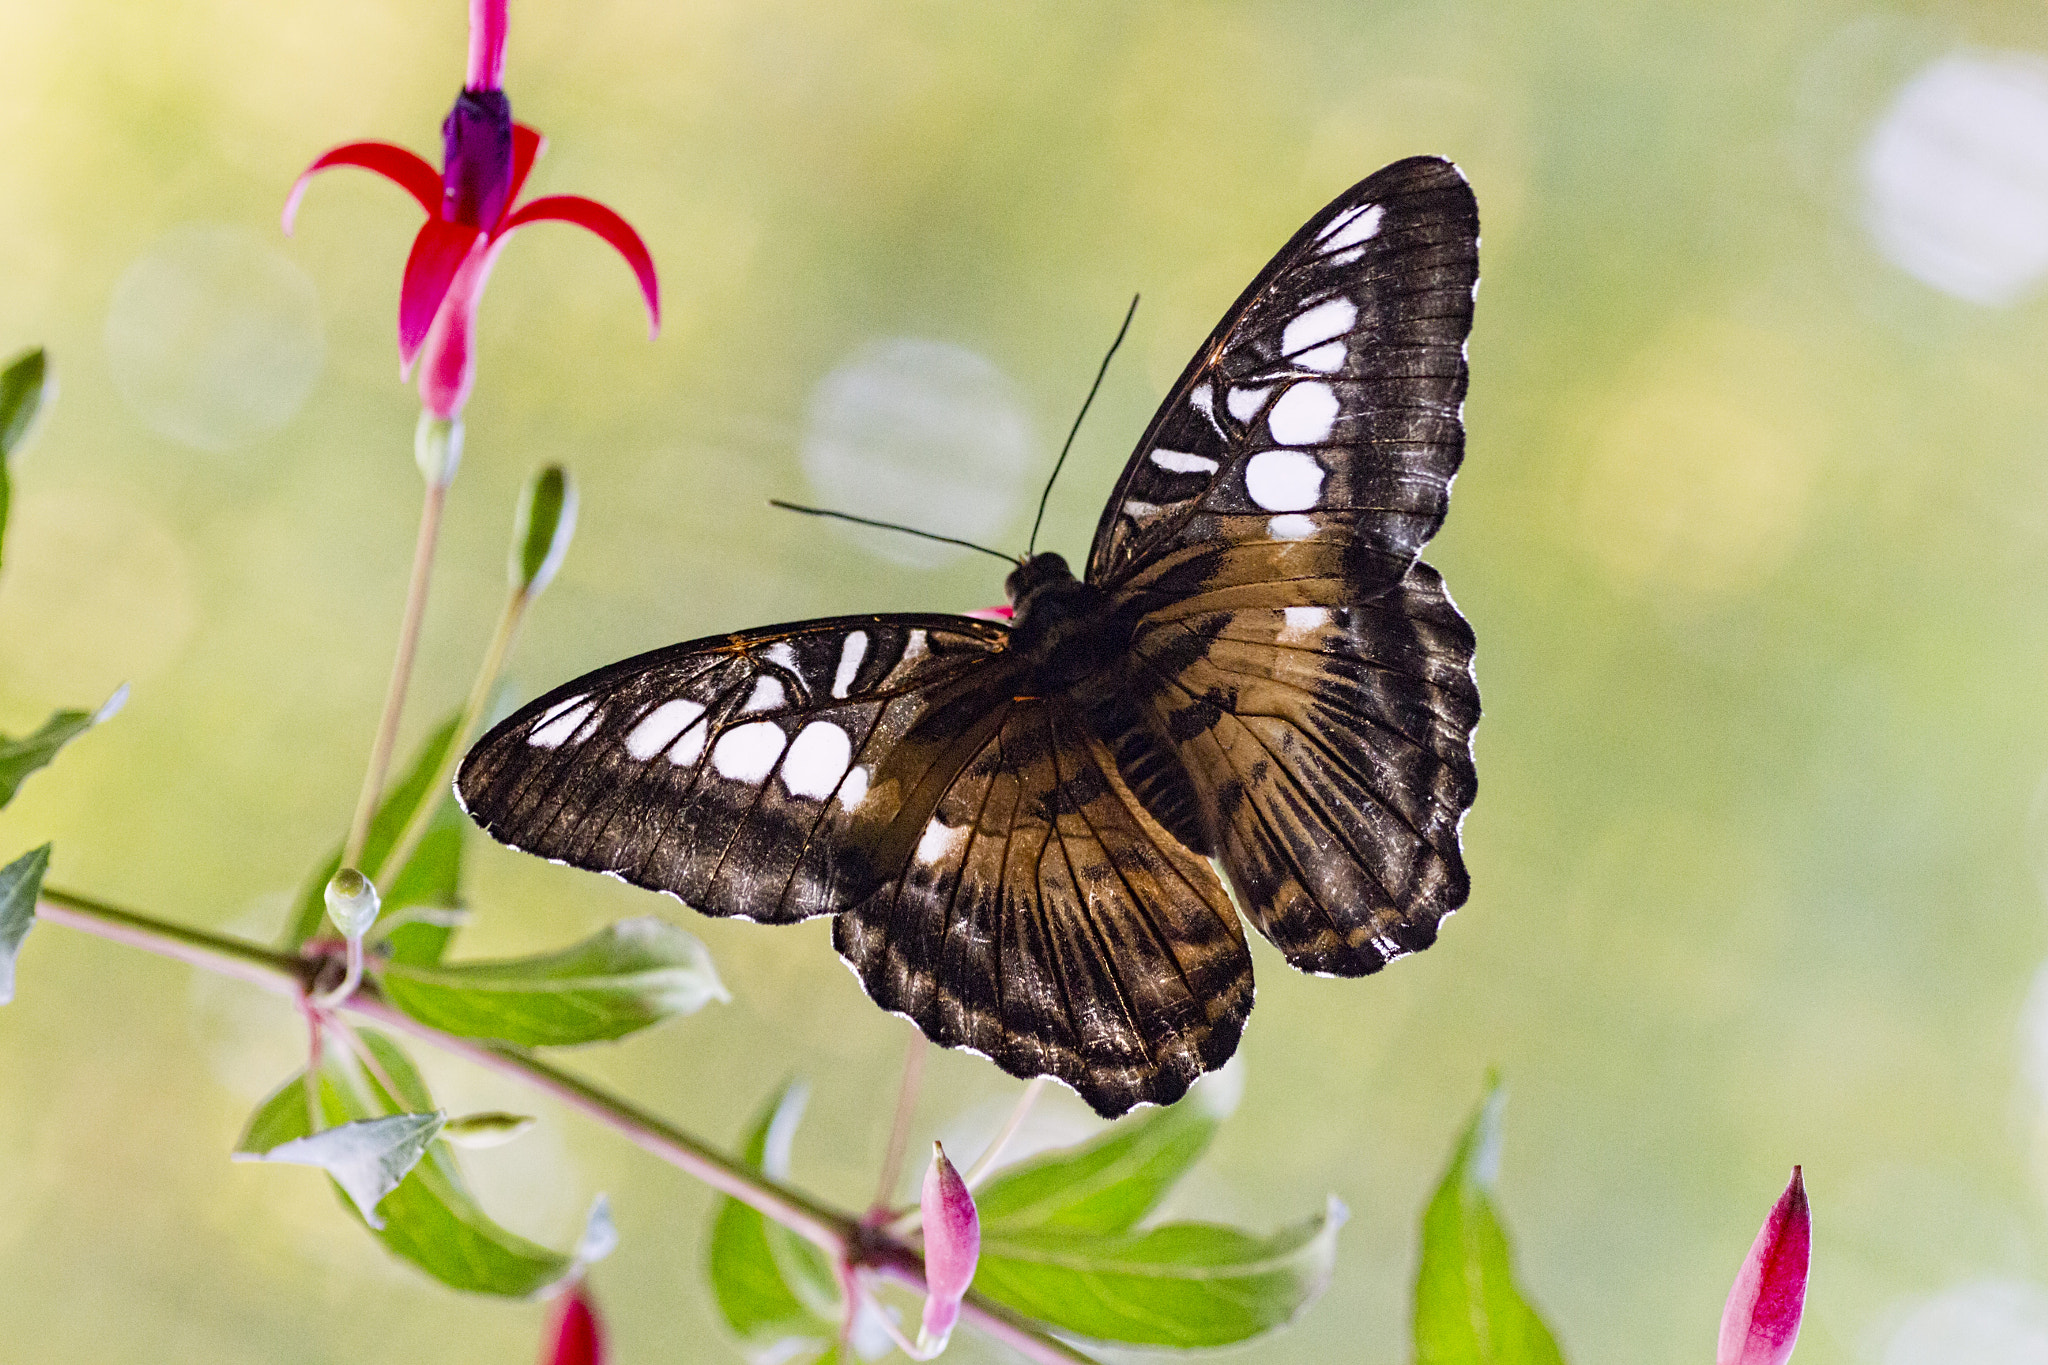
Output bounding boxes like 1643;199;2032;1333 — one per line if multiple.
344;476;449;870
873;1031;926;1212
33;885;1101;1364
375;583;526;885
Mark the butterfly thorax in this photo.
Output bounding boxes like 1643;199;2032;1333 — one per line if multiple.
1004;552;1135;694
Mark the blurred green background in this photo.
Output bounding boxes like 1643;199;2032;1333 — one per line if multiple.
6;1;2048;1361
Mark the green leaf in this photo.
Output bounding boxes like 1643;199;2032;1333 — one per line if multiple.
0;346;51;573
705;1081;841;1362
232;1030;574;1297
284;713;465;960
0;843;51;1005
237;1111;443;1230
1412;1085;1566;1365
0;688;123;810
974;1197;1346;1347
378;916;727;1047
976;1067;1237;1235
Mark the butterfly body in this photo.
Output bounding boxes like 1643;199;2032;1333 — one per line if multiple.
460;157;1481;1116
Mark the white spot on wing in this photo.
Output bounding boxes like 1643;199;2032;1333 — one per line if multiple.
782;721;853;798
1149;449;1218;476
1328;245;1366;266
1190;384;1215;418
916;819;967;865
1245;449;1326;512
742;676;786;713
901;629;928;665
1267;513;1318;540
625;698;705;760
832;631;868;698
669;720;709;766
1320;203;1384;250
1296;342;1347;373
764;642;799;672
840;766;870;808
1226;385;1271;423
1268;382;1339;445
1122;499;1162;521
712;721;787;782
1279;605;1330;643
529;698;595;749
1283;297;1356;355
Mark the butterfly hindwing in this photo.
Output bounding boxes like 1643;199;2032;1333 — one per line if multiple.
834;696;1252;1116
1087;156;1478;597
1127;561;1477;975
456;615;1011;923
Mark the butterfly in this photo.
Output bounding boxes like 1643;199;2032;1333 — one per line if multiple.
457;156;1480;1117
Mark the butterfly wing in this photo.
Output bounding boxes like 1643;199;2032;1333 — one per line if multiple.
1086;155;1476;595
1089;156;1482;976
456;614;1016;923
833;694;1251;1117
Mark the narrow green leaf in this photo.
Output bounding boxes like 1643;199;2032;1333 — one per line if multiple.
0;347;51;573
705;1081;840;1362
1413;1085;1566;1365
0;688;122;810
0;843;52;1005
237;1111;443;1230
284;713;465;958
976;1067;1237;1235
232;1031;574;1297
378;916;727;1047
974;1197;1346;1347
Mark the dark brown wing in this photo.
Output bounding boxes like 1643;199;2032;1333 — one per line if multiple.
456;615;1014;923
1087;156;1476;599
1086;157;1482;975
1127;558;1477;975
833;695;1251;1117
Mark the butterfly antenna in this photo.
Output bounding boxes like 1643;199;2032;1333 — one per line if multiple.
769;500;1022;565
1028;293;1140;557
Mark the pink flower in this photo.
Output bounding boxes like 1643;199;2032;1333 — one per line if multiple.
283;0;658;419
1718;1167;1811;1365
540;1282;605;1365
917;1141;980;1353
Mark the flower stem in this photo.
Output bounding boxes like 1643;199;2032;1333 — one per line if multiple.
965;1076;1047;1188
32;885;1100;1365
873;1031;927;1212
343;476;449;872
374;584;527;885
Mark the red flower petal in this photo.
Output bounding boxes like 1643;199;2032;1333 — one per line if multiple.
504;123;548;221
540;1283;605;1365
398;220;484;370
282;141;440;235
499;194;660;335
1718;1167;1811;1365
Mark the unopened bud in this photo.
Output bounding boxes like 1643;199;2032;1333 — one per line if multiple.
917;1140;980;1353
512;464;577;595
1717;1167;1810;1365
441;1111;536;1148
0;347;51;460
414;412;465;486
542;1280;606;1365
323;867;381;942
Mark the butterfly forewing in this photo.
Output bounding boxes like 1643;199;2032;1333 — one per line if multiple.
1087;156;1478;596
456;615;1011;923
834;697;1252;1116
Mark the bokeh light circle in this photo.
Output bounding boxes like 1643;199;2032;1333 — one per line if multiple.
1862;51;2048;306
800;338;1034;568
105;223;324;450
1882;1280;2048;1365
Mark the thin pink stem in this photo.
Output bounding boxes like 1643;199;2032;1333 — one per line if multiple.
873;1032;927;1212
467;0;509;90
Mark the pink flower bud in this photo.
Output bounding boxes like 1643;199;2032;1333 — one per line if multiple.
441;88;515;230
1718;1167;1810;1365
541;1281;605;1365
917;1141;980;1351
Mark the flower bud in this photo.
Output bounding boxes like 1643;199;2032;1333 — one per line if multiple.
415;411;465;485
441;86;514;230
441;1111;536;1149
917;1140;980;1353
542;1281;606;1365
1717;1167;1810;1365
323;867;381;942
512;464;578;596
0;347;50;460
